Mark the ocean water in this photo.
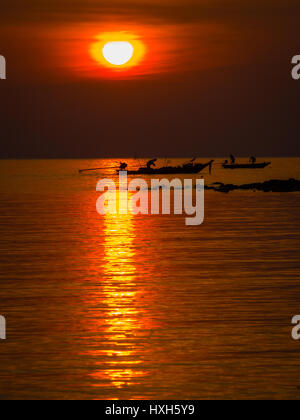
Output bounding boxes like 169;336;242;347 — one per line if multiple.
0;158;300;400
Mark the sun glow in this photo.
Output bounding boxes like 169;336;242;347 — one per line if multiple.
90;32;146;70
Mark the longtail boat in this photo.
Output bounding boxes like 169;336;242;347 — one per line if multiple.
222;162;271;170
117;160;214;175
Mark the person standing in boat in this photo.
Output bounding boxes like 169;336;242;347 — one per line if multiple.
230;154;236;164
119;162;128;171
146;158;157;169
249;156;256;164
183;158;196;169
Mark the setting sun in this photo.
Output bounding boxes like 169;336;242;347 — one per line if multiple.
103;42;134;66
90;32;146;71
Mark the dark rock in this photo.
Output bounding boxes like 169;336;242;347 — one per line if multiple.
206;179;300;193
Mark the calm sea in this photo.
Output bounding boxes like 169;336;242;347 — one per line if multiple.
0;158;300;400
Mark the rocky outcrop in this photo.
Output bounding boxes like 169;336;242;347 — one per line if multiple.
206;179;300;193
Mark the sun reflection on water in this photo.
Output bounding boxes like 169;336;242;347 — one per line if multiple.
89;191;151;390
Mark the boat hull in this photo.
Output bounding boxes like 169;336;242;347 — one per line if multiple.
117;161;214;176
223;162;271;169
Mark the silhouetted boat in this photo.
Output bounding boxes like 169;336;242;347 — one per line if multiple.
222;162;271;169
117;160;214;175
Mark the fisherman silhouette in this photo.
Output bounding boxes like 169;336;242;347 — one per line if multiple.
249;156;256;164
230;154;236;164
146;158;157;169
184;158;196;169
119;162;128;171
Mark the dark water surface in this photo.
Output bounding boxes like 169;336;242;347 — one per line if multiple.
0;158;300;399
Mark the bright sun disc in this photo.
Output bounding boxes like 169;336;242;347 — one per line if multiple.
102;42;134;66
90;32;146;73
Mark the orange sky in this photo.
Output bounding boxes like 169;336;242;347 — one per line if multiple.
0;0;300;157
0;20;245;81
1;0;299;81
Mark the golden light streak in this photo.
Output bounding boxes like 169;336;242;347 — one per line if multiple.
89;191;148;389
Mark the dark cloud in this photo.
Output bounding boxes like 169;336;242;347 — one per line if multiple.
1;0;299;25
